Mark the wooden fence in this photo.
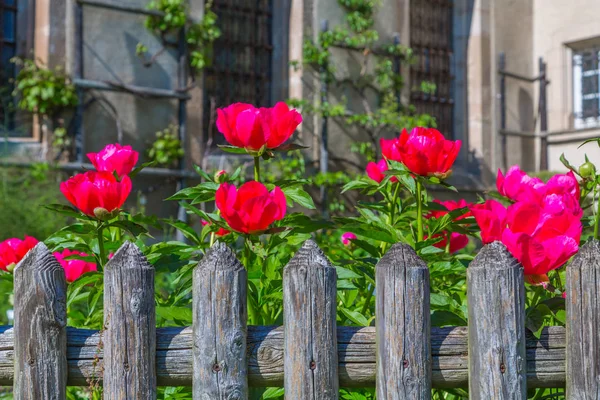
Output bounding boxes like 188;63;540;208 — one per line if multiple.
2;237;599;399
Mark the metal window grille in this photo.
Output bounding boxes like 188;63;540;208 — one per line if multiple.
573;48;600;129
0;0;17;131
203;0;273;145
410;0;454;137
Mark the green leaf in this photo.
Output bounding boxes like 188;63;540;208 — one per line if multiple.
262;387;285;399
165;220;201;245
341;179;373;193
217;145;248;154
192;164;213;181
334;265;362;280
272;143;309;152
129;161;157;178
340;307;370;326
430;310;466;327
44;204;91;220
282;185;316;210
156;306;192;323
560;153;578;173
109;220;148;238
578;137;600;148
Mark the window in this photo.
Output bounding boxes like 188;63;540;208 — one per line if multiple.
410;0;454;138
573;47;600;129
0;0;18;133
203;0;273;146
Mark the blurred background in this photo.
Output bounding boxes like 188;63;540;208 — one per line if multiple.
0;0;599;240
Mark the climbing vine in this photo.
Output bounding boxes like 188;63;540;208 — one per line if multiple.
289;0;436;160
141;0;221;73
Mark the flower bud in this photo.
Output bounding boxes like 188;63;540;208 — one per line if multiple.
214;170;228;183
579;162;595;178
93;207;119;221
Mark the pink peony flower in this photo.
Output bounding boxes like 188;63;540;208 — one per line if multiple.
215;181;287;234
53;249;97;282
60;171;131;219
380;127;461;179
366;159;397;183
341;232;357;246
201;220;231;237
0;236;38;272
470;200;508;244
87;143;139;178
216;102;302;151
473;169;583;284
426;199;472;253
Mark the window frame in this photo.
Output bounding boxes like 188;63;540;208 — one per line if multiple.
572;46;600;130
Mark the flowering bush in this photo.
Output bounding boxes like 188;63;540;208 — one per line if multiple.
1;107;598;400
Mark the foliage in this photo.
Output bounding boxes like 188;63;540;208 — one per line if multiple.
147;124;184;167
0;165;67;241
11;58;78;116
143;0;221;72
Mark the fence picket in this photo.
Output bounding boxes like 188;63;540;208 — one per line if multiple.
376;243;432;399
566;239;600;398
468;242;527;398
283;240;338;399
13;243;67;399
103;241;156;399
193;241;248;398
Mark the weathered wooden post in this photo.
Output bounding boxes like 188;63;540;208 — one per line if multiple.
193;241;248;398
566;239;600;398
283;240;338;399
468;242;527;398
14;243;67;399
376;243;431;399
103;242;156;399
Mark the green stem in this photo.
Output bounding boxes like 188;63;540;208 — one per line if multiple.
253;157;261;182
389;182;401;226
594;189;600;240
97;223;106;269
360;284;375;317
244;238;259;325
445;231;451;254
416;180;424;242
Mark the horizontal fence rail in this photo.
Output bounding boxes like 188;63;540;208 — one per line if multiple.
0;325;566;388
4;238;600;398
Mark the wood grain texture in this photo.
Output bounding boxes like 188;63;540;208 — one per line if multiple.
566;239;600;399
283;240;339;399
467;242;527;399
13;243;67;399
376;243;431;399
193;241;248;399
0;325;565;387
103;242;156;399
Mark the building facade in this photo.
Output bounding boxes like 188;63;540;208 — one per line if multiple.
1;0;599;189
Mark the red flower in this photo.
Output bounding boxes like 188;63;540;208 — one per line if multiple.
53;249;97;282
428;199;472;220
380;127;461;178
470;200;508;244
60;171;132;218
428;232;469;254
215;181;287;234
201;220;231;237
366;159;398;183
216;102;302;151
0;236;38;272
87;143;139;178
425;199;472;253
